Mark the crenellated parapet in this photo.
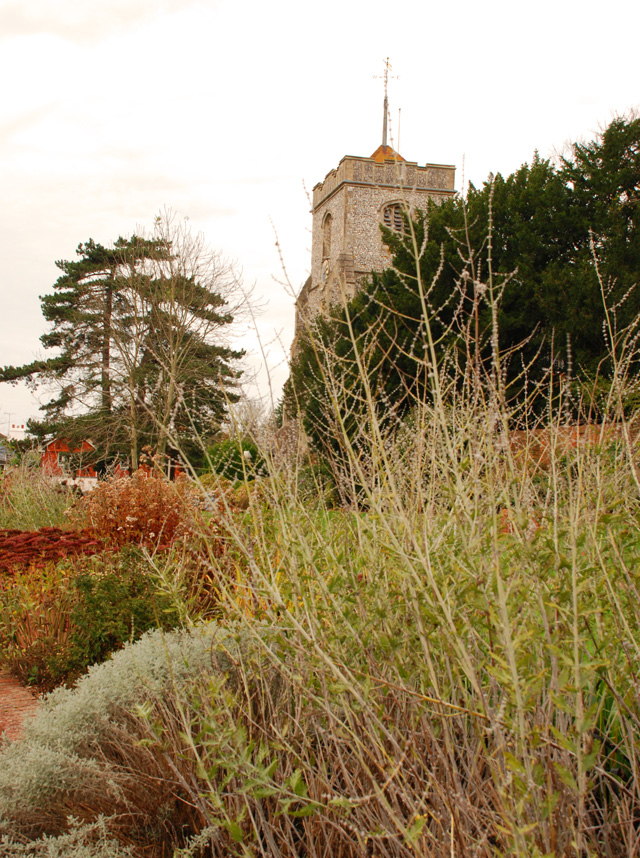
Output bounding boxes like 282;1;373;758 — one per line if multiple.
312;150;455;211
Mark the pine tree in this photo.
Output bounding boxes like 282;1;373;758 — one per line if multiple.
1;216;245;470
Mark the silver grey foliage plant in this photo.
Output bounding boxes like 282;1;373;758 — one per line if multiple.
0;818;134;858
0;623;252;854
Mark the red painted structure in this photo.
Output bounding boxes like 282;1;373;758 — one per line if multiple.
40;438;183;482
41;438;98;478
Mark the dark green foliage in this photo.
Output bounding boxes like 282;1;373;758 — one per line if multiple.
206;437;265;481
288;114;640;459
67;550;180;674
561;114;640;292
273;396;284;429
4;236;162;456
285;270;432;470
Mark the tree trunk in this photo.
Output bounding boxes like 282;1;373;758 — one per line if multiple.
101;279;113;415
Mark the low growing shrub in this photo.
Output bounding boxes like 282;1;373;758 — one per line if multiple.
0;623;254;855
65;549;182;678
0;817;135;857
0;527;104;575
0;550;182;690
206;437;265;481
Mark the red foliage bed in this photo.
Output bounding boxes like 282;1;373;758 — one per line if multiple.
0;528;104;575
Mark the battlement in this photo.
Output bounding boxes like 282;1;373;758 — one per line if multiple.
312;154;455;211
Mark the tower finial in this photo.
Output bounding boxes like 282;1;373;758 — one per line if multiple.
373;58;398;148
382;57;390;146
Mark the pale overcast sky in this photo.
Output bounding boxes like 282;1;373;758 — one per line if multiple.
0;0;638;435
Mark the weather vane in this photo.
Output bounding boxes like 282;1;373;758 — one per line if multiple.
373;57;399;147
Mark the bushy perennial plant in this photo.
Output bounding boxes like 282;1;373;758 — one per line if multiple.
71;470;198;550
0;817;134;858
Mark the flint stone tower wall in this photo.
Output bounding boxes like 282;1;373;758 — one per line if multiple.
294;149;456;340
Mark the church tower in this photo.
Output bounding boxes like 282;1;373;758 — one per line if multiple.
294;71;456;342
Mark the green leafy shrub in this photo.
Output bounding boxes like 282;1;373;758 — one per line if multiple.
64;549;181;678
0;550;181;690
206;437;265;481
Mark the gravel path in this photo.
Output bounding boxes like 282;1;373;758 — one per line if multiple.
0;672;40;741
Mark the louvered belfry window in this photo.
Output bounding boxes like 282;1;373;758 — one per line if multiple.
383;204;404;234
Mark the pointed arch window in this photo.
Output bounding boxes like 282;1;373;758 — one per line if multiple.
322;213;332;260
